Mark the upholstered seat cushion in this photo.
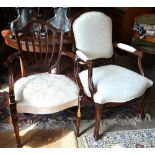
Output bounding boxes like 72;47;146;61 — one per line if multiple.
79;65;153;104
14;73;79;114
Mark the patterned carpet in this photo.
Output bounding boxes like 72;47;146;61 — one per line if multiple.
83;128;155;148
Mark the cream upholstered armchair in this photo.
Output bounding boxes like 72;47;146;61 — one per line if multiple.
6;19;79;147
72;11;153;141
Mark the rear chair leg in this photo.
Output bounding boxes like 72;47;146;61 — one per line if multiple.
94;104;102;141
139;88;151;119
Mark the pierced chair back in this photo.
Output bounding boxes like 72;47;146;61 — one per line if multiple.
7;19;79;148
14;19;64;76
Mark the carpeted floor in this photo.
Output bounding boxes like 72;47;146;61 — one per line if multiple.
83;128;155;148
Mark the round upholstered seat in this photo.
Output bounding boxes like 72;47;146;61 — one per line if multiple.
79;65;153;104
14;73;79;114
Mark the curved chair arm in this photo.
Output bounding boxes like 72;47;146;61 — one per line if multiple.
113;42;144;76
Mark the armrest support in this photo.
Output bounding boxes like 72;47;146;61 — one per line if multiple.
74;57;84;96
113;42;144;76
74;56;97;98
87;60;97;97
5;52;20;104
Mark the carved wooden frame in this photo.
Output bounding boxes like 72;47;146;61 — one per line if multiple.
72;11;152;141
5;19;78;147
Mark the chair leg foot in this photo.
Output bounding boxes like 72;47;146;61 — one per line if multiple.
94;134;102;141
141;112;145;119
17;143;22;148
139;88;151;120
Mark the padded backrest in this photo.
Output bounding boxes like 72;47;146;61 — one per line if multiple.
73;11;113;59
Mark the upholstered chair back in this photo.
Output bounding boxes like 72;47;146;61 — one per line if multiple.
73;11;113;60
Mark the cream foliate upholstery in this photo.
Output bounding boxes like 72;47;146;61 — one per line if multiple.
79;65;153;104
73;11;113;60
14;73;79;114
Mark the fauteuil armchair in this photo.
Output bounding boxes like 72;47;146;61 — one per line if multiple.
72;11;153;141
6;19;79;147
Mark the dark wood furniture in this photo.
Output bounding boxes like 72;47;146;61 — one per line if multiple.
72;11;152;141
103;8;153;44
132;14;155;53
6;19;79;147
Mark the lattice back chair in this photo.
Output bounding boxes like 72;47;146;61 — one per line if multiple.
72;11;153;141
7;19;79;147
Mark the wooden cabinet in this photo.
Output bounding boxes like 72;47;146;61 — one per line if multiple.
103;8;153;44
